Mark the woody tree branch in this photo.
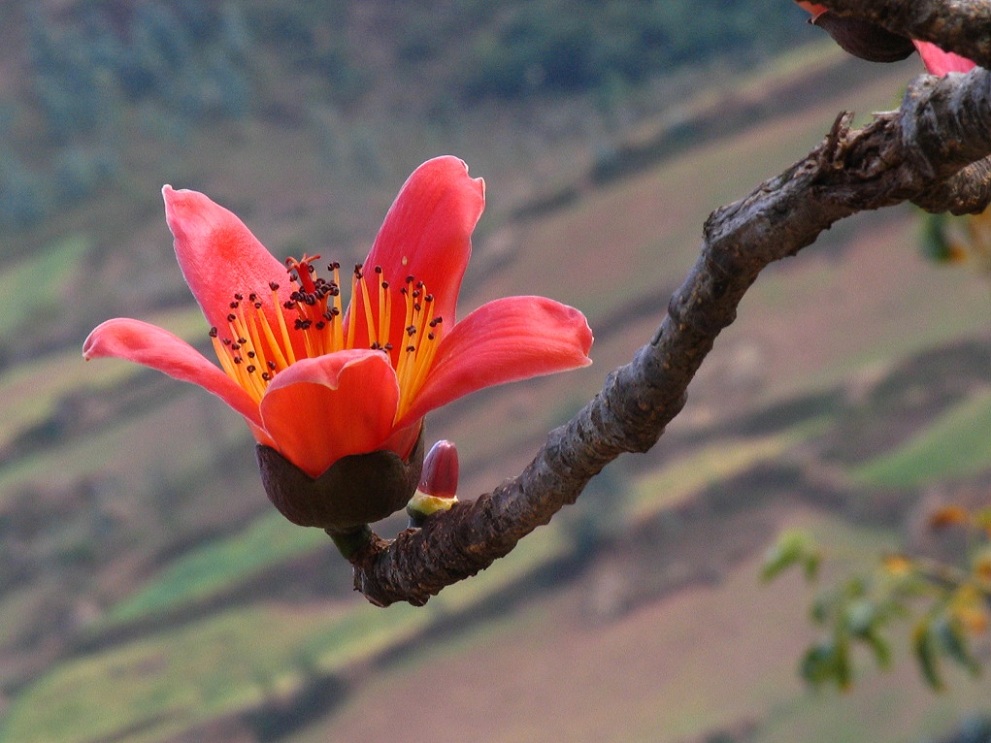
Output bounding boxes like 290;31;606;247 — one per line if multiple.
348;21;991;606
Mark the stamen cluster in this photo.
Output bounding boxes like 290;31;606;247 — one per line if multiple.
209;255;444;417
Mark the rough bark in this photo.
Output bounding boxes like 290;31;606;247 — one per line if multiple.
347;4;991;606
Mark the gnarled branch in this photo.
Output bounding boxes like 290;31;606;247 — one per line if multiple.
347;15;991;606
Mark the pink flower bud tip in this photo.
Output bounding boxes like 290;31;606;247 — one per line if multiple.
418;439;459;499
407;440;459;525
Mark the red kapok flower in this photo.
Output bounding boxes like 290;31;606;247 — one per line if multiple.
83;156;593;481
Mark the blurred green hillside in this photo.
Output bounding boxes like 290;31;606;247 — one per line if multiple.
1;2;990;742
4;0;807;234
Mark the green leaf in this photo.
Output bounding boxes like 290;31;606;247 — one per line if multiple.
863;629;892;670
844;599;876;638
801;640;839;688
834;635;852;690
810;585;843;626
920;212;954;263
934;616;981;677
913;619;944;690
761;530;817;583
802;550;821;582
800;637;852;690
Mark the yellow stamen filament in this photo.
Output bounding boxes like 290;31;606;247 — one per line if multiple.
347;269;358;348
331;264;344;350
254;304;292;371
271;287;297;366
357;268;377;348
377;270;388;345
210;257;444;422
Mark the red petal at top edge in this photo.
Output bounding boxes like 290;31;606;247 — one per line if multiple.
162;186;296;342
913;41;977;75
795;2;828;20
353;157;486;352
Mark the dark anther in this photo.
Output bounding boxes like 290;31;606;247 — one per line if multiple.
227;314;236;322
234;293;243;300
209;327;218;338
269;282;280;291
246;365;256;373
268;361;277;370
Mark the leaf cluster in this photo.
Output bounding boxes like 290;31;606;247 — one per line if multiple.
762;511;991;690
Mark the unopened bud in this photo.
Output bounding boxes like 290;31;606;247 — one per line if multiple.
407;439;459;526
810;12;914;63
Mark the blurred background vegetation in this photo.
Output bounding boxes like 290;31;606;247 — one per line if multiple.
5;0;805;232
0;1;989;742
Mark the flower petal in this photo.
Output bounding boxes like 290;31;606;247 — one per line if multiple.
795;2;828;20
352;156;485;352
913;41;977;76
396;296;593;427
83;318;263;428
162;186;297;350
259;349;402;478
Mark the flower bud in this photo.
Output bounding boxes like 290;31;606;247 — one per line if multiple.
809;12;915;63
407;439;459;526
